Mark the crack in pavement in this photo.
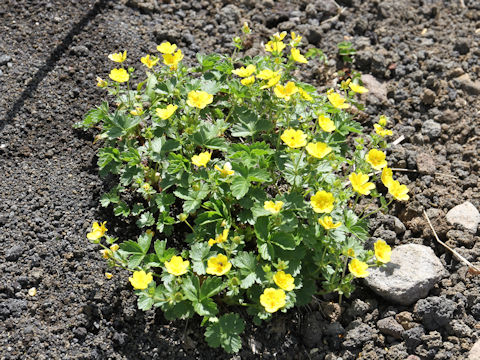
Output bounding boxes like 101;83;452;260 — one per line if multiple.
0;0;110;133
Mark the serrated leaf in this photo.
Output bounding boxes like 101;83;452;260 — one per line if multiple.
205;313;245;353
137;232;152;253
113;201;130;217
136;212;155;228
154;240;176;262
182;276;200;302
296;278;316;307
128;254;145;268
193;297;218;317
189;242;211;275
137;294;154;311
254;216;269;241
120;240;144;254
231;176;250;200
271;232;296;250
200;277;225;299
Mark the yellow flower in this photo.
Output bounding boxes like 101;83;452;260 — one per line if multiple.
162;49;183;70
318;115;336;132
260;288;286;313
273;31;287;41
327;91;350;109
241;76;255;86
365;149;388;170
129;270;153;290
108;50;127;63
298;88;313;101
256;69;277;80
349;172;376;195
349;82;368;94
381;167;394;189
141;54;159;69
232;64;256;77
388;180;410;201
374;124;393;137
348;258;369;278
306;142;332;159
242;22;250;34
187;90;213;109
87;221;107;240
157;41;177;54
208;228;229;247
156;104;178;120
273;271;295;291
105;272;113;279
280;128;307;148
109;68;129;83
110;244;119;252
264;200;284;214
378;115;388;127
265;40;286;53
290;31;302;46
310;190;335;213
214;162;235;177
100;249;112;259
261;73;281;89
165;255;190;276
318;216;342;230
291;48;308;64
347;248;355;257
206;254;232;276
130;107;144;116
96;77;108;88
191;151;212;167
374;239;391;263
274;82;298;100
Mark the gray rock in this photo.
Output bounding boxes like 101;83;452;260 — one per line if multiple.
446;201;480;233
414;296;457;330
421;120;441;138
343;321;375;350
71;45;89;57
220;4;241;23
403;326;425;351
377;316;404;339
364;244;446;305
421;89;436;105
5;244;25;261
453;38;469;55
0;54;11;65
469;339;480;360
448;319;472;338
416;152;437;174
361;74;388;104
454;74;480;95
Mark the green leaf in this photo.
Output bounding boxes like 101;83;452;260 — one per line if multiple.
107;112;141;139
205;314;245;353
120;165;142;186
137;232;152;253
200;79;221;95
231;176;250;199
247;168;272;183
74;102;109;129
128;254;145;268
193;297;218;317
98;147;122;175
154;240;176;262
189;242;211;275
182;276;200;302
137;294;154;311
120;240;144;254
100;185;121;207
163;301;194;321
113;201;130;217
136;212;155;228
231;252;259;288
254;216;269;241
271;232;296;250
258;241;274;261
200;277;225;300
295;278;316;306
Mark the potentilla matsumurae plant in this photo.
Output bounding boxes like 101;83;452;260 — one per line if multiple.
76;24;409;353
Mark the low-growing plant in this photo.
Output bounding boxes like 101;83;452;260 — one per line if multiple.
77;25;409;353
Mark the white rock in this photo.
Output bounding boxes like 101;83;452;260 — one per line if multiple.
361;74;388;103
469;339;480;360
364;244;447;306
446;201;480;234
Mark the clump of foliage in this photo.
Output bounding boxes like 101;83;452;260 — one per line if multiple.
77;24;409;353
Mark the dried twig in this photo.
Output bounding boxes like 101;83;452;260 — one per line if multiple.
423;210;480;274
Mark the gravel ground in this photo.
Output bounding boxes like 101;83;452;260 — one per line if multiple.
1;0;479;359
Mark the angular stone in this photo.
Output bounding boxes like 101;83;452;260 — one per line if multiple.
446;201;480;233
364;244;446;305
377;316;404;339
416;152;436;174
469;339;480;360
361;74;388;103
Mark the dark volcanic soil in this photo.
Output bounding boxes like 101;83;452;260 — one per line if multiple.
1;0;479;359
